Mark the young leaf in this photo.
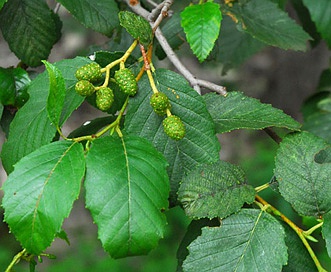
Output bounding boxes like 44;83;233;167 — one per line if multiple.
275;131;331;216
43;61;66;127
118;11;153;48
2;141;85;255
204;92;301;133
0;0;61;66
178;161;255;219
181;2;222;62
322;211;331;258
85;135;169;258
57;0;119;37
222;0;311;51
303;0;331;48
125;69;220;204
1;57;90;174
183;209;287;272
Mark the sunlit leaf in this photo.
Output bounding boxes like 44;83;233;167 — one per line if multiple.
85;135;169;258
2;141;85;254
181;2;222;62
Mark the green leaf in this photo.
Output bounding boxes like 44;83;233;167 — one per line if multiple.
213;16;265;72
275;131;331;216
1;57;89;174
322;211;331;258
303;0;331;47
85;135;169;258
43;61;66;127
119;11;153;47
302;91;331;142
204;92;301;133
0;67;31;107
0;0;8;10
178;161;255;219
183;209;287;272
181;2;222;62
177;218;220;272
314;147;331;164
291;0;321;47
0;0;62;66
222;0;311;51
67;116;116;139
57;0;119;37
125;69;220;204
0;67;16;105
282;222;316;271
2;141;84;254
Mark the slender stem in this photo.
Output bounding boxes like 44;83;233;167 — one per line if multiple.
146;70;159;94
255;183;269;193
140;44;151;70
5;249;27;272
304;221;324;236
255;195;327;272
263;128;282;144
98;40;139;88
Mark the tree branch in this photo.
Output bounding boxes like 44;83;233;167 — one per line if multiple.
124;0;227;96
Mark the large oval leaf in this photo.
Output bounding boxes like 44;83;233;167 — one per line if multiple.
178;161;255;219
275;131;331;216
222;0;311;51
2;141;85;254
85;135;169;258
183;209;287;272
204;91;301;133
57;0;119;37
0;0;61;66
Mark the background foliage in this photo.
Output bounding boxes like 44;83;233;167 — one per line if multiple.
1;0;331;271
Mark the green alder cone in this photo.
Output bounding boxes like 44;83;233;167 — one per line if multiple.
118;11;153;47
75;80;95;96
114;68;138;96
150;92;171;115
163;115;186;140
96;87;114;111
75;62;102;83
